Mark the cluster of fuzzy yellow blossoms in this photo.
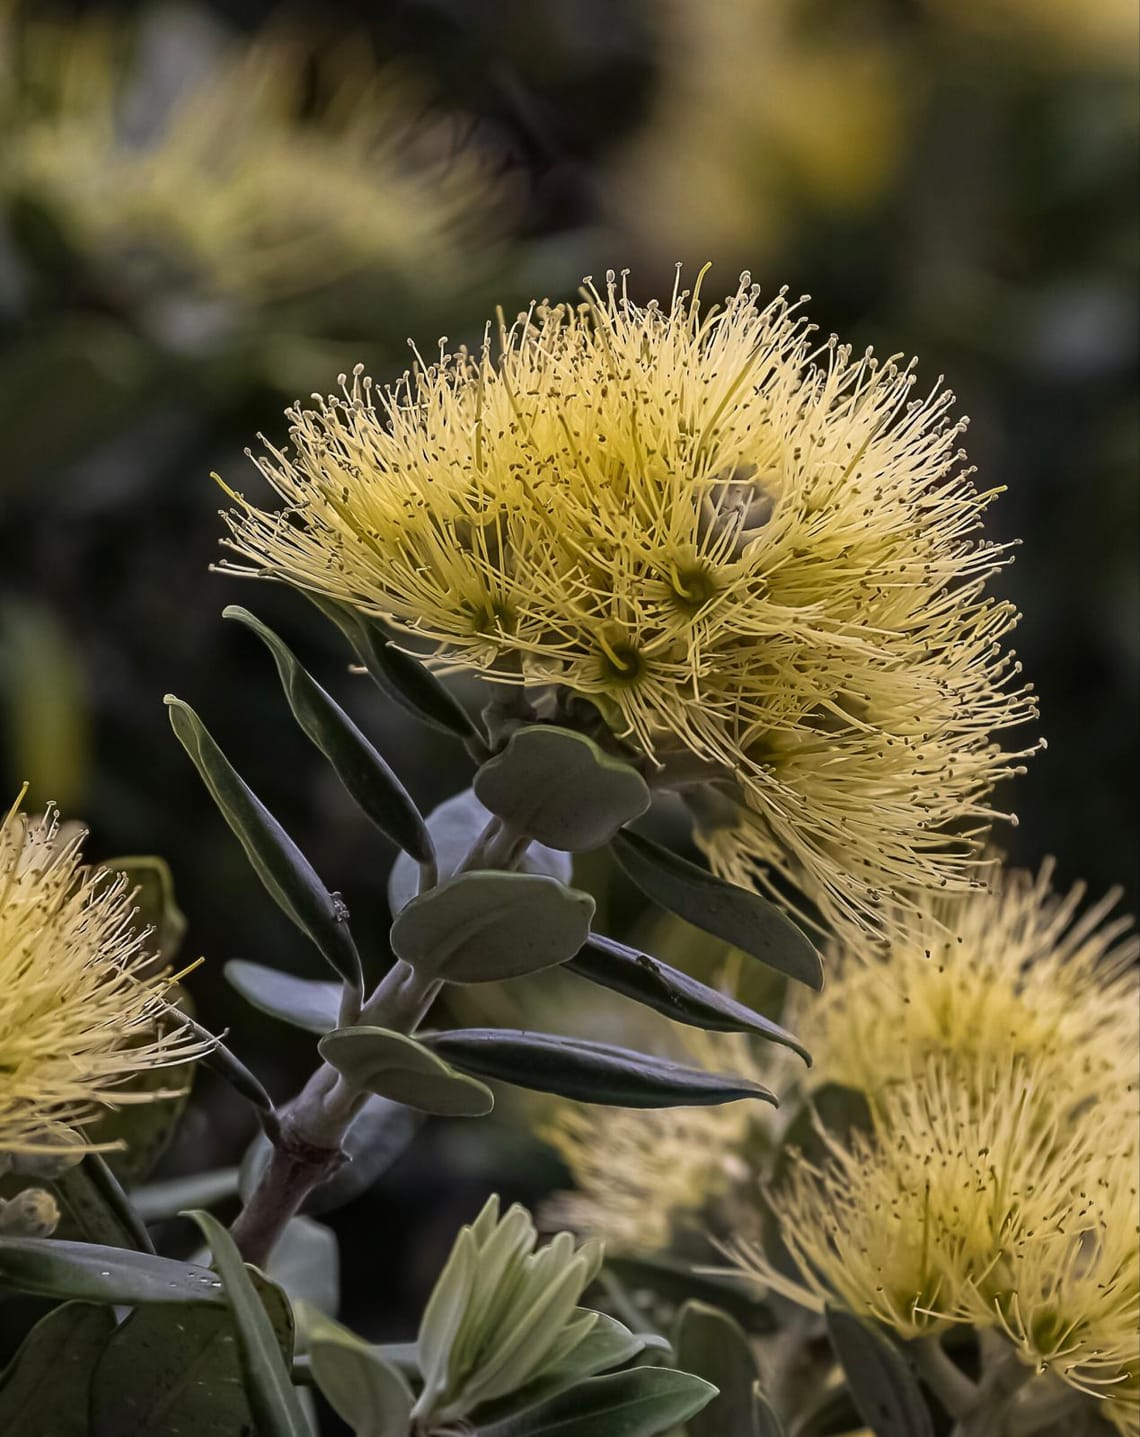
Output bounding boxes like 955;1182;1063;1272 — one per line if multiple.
222;270;1037;933
545;867;1139;1431
0;795;206;1159
744;1062;1137;1425
0;3;494;306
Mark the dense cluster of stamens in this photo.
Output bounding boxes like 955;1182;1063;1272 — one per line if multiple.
223;269;1038;931
0;795;207;1157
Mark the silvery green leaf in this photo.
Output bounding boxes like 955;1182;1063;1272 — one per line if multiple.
320;1027;494;1116
424;1030;777;1108
310;1335;413;1437
388;789;571;916
165;695;362;989
417;1227;478;1416
674;1301;758;1437
225;606;434;864
185;1209;312;1437
268;1217;339;1317
390;872;594;984
308;593;478;742
225;959;342;1034
130;1167;241;1223
473;726;650;851
611;830;822;990
824;1308;934;1437
567;935;809;1061
474;1366;717;1437
470;1313;645;1425
0;1237;225;1305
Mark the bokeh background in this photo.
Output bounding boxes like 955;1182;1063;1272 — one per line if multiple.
2;0;1137;1394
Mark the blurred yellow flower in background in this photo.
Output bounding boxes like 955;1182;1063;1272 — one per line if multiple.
734;1061;1138;1430
0;2;500;310
0;793;207;1158
798;860;1140;1112
223;270;1036;932
599;0;915;274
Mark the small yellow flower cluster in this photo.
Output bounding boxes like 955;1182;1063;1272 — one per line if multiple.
0;4;495;307
747;1062;1137;1428
799;860;1140;1111
223;271;1037;933
0;795;206;1158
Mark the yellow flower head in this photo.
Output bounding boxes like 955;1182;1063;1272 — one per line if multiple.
801;861;1140;1112
0;794;207;1157
222;270;1037;932
733;1061;1138;1427
0;4;497;307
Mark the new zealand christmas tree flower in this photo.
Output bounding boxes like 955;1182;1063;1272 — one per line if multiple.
799;859;1140;1111
0;795;207;1157
733;1061;1139;1432
221;270;1037;932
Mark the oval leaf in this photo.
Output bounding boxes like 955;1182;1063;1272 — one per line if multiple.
390;872;594;984
308;593;478;742
225;606;433;864
300;1305;414;1437
474;726;650;852
476;1366;717;1437
225;959;343;1035
674;1301;759;1437
130;1168;241;1223
166;695;361;989
0;1238;226;1306
611;830;822;990
388;788;571;916
567;936;809;1061
423;1030;777;1109
0;1302;115;1436
186;1209;312;1437
320;1027;495;1116
825;1309;934;1437
267;1217;339;1318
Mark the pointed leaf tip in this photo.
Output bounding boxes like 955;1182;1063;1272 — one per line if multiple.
612;830;822;990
